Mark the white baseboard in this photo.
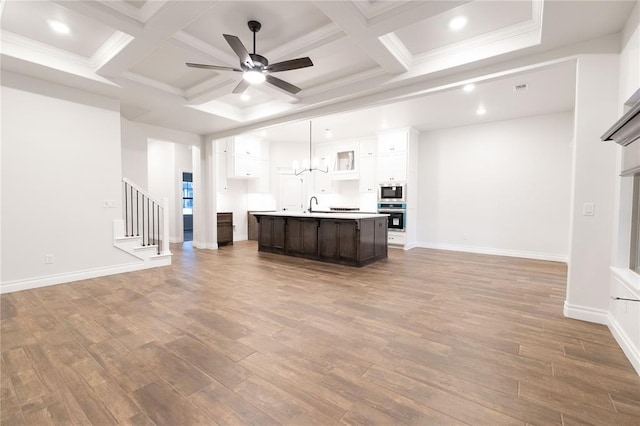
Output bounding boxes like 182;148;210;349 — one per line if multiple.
415;242;568;263
192;241;218;250
0;258;171;294
563;301;608;325
607;312;640;376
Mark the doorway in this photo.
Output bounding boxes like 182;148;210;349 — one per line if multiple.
182;172;193;242
279;174;305;211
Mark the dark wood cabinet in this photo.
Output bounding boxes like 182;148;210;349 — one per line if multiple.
258;216;286;253
318;220;357;262
286;218;319;256
248;211;276;241
253;214;387;266
217;212;233;246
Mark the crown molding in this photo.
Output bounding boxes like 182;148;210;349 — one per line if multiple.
121;71;184;96
1;30;116;85
378;32;412;71
264;23;345;63
98;0;168;23
411;0;543;71
172;31;238;66
91;31;135;70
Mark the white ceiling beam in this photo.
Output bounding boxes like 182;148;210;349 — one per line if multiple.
51;1;144;36
366;1;471;36
96;1;216;77
313;1;410;75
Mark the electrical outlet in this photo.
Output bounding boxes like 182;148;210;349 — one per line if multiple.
103;200;116;208
45;254;54;264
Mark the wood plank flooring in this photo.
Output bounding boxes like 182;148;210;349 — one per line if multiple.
2;242;639;425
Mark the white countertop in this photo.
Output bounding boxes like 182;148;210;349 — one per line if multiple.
251;211;387;220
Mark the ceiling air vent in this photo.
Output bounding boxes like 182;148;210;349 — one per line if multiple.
513;83;528;93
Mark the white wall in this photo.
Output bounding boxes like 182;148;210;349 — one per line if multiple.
609;0;640;375
147;140;192;242
565;54;620;321
416;112;574;261
1;72;134;292
121;119;200;191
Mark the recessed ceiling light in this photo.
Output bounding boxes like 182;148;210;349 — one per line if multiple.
449;16;467;31
240;93;250;101
48;20;70;34
476;106;487;116
463;83;475;92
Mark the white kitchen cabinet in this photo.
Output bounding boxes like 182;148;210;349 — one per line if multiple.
248;140;270;193
377;152;407;182
359;152;376;193
359;137;377;157
378;131;407;154
232;136;261;158
388;231;407;246
226;135;263;179
215;140;228;191
314;144;335;194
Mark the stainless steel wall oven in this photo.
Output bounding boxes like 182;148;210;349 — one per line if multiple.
378;202;406;232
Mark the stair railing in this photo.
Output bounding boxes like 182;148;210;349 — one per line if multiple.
122;178;170;255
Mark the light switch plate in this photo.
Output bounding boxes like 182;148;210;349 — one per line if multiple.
582;202;595;216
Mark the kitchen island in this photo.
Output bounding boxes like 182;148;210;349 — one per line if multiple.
252;211;388;266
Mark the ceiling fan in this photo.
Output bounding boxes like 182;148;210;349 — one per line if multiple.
186;20;313;95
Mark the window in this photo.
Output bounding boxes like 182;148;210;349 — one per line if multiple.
182;172;193;215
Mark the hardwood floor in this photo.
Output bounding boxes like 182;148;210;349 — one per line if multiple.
2;241;639;425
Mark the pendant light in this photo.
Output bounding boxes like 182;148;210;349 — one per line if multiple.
292;121;328;175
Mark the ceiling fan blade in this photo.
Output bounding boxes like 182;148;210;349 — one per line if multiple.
265;57;313;73
223;34;254;67
266;74;301;95
186;62;241;72
232;79;250;94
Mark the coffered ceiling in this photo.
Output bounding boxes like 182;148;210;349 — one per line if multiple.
0;1;635;139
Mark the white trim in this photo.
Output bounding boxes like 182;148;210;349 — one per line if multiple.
563;301;608;325
120;72;184;97
378;33;412;71
415;241;568;263
611;266;640;295
0;259;170;294
192;241;218;250
607;312;640;376
91;31;135;70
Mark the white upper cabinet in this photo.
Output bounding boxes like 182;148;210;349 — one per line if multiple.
377;152;407;182
227;135;265;179
215;139;228;191
359;137;377;157
377;131;407;154
358;137;377;193
313;143;335;193
232;136;261;158
376;128;417;183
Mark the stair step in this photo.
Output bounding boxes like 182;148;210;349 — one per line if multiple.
133;245;159;253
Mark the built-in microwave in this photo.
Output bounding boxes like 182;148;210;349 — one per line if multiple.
379;183;406;202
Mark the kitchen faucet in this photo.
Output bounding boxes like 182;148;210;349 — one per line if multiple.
309;196;318;213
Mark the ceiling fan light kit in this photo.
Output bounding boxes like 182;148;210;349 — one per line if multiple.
243;70;265;84
186;20;313;95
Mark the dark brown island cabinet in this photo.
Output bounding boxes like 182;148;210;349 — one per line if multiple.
217;212;233;246
252;212;388;266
